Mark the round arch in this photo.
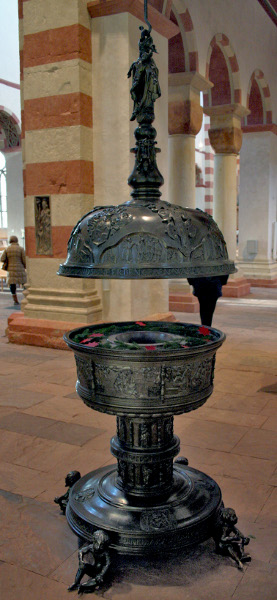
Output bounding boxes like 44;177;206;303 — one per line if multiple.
168;5;198;73
148;1;198;74
204;34;241;107
0;106;21;152
246;69;272;125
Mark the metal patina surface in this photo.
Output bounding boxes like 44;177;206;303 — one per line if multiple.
58;201;236;279
55;2;249;577
65;321;225;416
62;321;224;552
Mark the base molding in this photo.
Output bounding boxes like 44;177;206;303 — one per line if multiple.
247;278;277;288
237;260;277;287
22;286;102;324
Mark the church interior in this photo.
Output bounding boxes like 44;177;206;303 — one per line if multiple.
0;1;276;598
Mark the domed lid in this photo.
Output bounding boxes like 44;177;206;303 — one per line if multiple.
58;19;236;281
58;199;236;279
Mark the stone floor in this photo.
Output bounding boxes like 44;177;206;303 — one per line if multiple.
0;286;276;599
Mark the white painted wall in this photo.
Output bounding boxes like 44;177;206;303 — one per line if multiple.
0;0;21;120
239;131;276;261
0;1;23;246
5;151;25;247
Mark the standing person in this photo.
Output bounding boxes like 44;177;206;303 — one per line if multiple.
187;275;229;327
1;235;27;305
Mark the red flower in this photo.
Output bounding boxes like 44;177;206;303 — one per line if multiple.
145;345;156;351
86;341;99;347
136;321;146;326
198;326;210;336
181;345;189;348
80;333;103;343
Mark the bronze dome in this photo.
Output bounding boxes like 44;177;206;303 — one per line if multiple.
58;199;236;279
58;23;236;281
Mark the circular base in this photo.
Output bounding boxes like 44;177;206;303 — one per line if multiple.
66;464;222;555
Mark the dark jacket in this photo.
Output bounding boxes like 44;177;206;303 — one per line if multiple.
187;276;229;300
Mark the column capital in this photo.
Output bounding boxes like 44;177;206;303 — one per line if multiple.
204;103;250;120
204;104;250;154
169;72;213;93
168;100;203;136
168;74;211;136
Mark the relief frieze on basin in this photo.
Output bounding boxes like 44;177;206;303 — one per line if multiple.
164;357;215;396
93;364;161;399
75;355;94;391
91;356;215;401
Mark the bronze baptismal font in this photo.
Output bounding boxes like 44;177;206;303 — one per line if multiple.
55;2;250;592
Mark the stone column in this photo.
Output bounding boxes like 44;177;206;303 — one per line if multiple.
238;127;277;286
9;0;103;348
205;104;251;297
91;12;172;322
168;73;212;312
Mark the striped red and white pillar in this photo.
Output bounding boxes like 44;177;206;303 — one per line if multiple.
18;0;102;329
204;115;214;216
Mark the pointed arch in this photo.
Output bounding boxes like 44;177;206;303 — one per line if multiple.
204;34;241;107
246;70;272;125
0;107;21;152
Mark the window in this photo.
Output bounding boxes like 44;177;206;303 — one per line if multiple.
0;152;7;228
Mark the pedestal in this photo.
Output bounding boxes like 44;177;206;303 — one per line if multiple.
67;461;222;554
62;320;225;553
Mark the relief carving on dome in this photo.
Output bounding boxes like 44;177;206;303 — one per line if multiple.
100;233;165;265
144;201;228;262
87;206;133;246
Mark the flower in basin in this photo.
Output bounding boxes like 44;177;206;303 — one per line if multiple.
86;341;99;347
136;321;146;326
145;345;156;351
198;326;210;336
181;345;189;348
80;333;103;343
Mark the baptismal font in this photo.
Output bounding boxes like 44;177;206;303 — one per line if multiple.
55;2;250;592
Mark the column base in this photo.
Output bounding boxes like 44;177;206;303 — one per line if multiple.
247;278;277;288
237;259;277;288
169;292;199;313
22;287;102;323
222;277;251;298
6;311;176;350
169;281;199;313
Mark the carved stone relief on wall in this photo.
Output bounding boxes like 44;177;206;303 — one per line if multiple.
35;196;52;255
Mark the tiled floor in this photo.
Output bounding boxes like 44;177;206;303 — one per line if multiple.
0;287;276;599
